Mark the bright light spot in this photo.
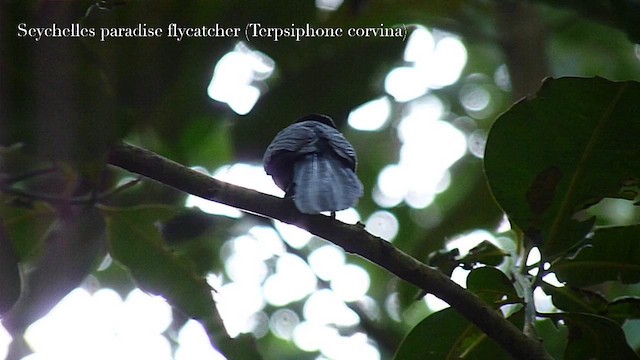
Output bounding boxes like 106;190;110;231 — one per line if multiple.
384;293;402;322
186;163;283;218
224;251;269;284
335;207;361;224
365;211;399;241
385;66;428;102
527;247;541;267
0;326;10;360
494;64;512;92
215;282;265;337
320;332;380;360
269;308;300;340
316;0;343;11
208;42;274;115
460;84;491;113
376;164;409;202
497;214;511;232
248;225;286;258
424;294;449;312
468;129;488;158
404;27;435;63
533;287;556;313
308;245;346;281
24;288;173;360
372;185;403;208
427;36;467;88
292;321;337;352
303;289;359;326
348;97;391;131
331;264;371;302
378;109;466;208
385;28;466;100
543;272;564;287
175;320;226;360
274;220;313;249
263;254;317;306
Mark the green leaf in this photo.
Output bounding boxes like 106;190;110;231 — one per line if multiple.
0;199;55;261
484;77;640;259
0;222;20;315
466;267;520;308
552;225;640;286
394;307;524;360
546;312;639;360
460;241;508;269
535;318;568;360
607;297;640;325
542;283;608;314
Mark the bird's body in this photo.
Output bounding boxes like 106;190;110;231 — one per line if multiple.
263;114;364;214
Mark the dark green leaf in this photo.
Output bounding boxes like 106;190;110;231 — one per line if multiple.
394;307;524;360
466;267;520;308
552;225;640;286
535;318;568;360
546;312;639;360
0;222;20;315
460;241;508;269
0;199;55;261
606;297;640;325
484;77;640;258
541;283;608;314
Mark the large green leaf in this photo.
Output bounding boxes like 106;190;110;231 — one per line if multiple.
552;225;640;286
546;312;639;359
484;77;640;259
466;266;520;308
394;307;524;360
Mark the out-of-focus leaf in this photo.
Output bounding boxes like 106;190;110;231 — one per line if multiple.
607;297;640;325
0;222;20;315
542;283;608;314
552;225;640;286
394;307;524;360
460;241;508;269
535;318;568;360
0;199;55;261
485;77;640;259
426;248;460;277
466;267;520;308
1;206;107;335
546;312;639;360
543;284;640;325
104;205;261;359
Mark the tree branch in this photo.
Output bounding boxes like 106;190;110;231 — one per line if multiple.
107;141;552;360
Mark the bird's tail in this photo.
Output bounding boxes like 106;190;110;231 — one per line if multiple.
293;153;364;214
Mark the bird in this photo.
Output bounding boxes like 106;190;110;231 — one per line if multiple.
263;114;364;214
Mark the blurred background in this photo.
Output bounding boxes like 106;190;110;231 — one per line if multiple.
2;1;640;359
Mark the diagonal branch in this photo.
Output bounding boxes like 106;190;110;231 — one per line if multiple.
107;141;552;360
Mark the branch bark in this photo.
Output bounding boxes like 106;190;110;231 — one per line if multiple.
107;141;553;360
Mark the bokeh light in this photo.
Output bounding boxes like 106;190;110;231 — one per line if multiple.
207;42;275;115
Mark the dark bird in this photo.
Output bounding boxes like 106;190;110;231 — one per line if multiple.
263;114;364;214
